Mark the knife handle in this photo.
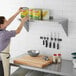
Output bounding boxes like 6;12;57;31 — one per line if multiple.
53;42;55;48
43;40;45;45
57;43;59;49
49;42;51;48
45;40;48;47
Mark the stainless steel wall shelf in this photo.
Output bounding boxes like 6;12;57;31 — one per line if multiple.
23;18;68;36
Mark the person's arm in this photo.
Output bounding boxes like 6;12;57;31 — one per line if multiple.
16;16;29;34
4;8;23;28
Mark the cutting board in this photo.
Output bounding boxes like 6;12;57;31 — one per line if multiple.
14;55;53;68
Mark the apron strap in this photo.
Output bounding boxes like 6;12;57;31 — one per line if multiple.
0;52;10;59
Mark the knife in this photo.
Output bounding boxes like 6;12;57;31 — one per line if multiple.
49;33;53;48
57;33;59;49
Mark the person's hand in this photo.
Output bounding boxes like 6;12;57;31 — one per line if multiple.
19;7;24;12
16;7;23;14
21;16;29;23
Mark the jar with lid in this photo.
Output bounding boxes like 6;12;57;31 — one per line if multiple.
53;54;57;64
57;54;61;63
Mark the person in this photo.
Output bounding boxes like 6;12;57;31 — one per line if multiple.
0;7;28;76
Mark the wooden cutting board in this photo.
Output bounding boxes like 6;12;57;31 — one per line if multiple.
14;55;53;68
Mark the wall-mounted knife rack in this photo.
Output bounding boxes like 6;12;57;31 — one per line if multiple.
40;33;62;49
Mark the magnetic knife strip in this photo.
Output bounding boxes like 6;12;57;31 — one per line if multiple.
40;35;62;49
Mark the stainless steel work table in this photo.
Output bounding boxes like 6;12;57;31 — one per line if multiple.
10;54;76;76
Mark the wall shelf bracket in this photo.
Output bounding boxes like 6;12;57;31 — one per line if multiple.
53;18;68;36
24;20;29;32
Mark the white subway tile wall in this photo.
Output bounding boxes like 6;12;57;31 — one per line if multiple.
1;0;76;75
0;0;76;60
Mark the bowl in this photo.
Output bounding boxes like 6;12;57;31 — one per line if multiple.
27;50;40;57
71;52;76;58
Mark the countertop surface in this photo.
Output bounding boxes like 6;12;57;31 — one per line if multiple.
10;54;76;76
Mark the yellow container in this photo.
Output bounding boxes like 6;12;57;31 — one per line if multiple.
29;9;33;20
20;7;29;18
33;9;42;20
42;9;49;20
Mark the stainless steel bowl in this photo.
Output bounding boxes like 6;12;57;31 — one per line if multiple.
27;50;40;57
